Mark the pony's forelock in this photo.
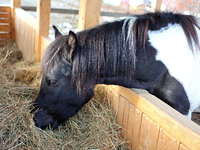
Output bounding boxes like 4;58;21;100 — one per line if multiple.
41;35;68;74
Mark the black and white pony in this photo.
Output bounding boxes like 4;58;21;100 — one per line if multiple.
33;11;200;130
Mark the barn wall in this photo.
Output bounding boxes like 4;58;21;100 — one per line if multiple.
95;85;200;150
14;8;36;61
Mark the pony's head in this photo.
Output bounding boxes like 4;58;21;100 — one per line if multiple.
33;26;84;129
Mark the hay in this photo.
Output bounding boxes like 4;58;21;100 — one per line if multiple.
0;39;22;64
5;61;41;88
0;42;129;149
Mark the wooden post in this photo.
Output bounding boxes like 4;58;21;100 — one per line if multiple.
11;0;21;8
78;0;101;31
10;0;21;41
35;0;51;62
155;0;162;10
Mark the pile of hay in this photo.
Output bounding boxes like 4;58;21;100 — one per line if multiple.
0;42;129;149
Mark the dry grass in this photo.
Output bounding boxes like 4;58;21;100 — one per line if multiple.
0;42;129;149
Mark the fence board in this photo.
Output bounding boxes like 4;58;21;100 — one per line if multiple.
0;6;12;41
137;114;160;150
179;144;189;150
157;128;180;150
41;35;53;60
0;7;11;12
0;25;11;32
15;8;36;61
35;0;51;62
110;89;120;117
0;14;11;18
0;19;12;23
106;85;200;150
117;96;125;126
122;99;130;140
0;33;11;39
128;105;142;149
78;0;101;31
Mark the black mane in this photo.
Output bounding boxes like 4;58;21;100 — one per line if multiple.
42;11;200;93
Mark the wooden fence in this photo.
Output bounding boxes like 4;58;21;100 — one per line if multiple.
96;85;200;150
14;8;36;60
0;7;12;42
1;0;102;62
13;8;53;61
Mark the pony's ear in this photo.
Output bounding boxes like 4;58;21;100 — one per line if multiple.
66;30;77;56
53;25;62;39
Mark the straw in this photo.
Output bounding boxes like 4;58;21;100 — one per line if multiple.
0;40;129;149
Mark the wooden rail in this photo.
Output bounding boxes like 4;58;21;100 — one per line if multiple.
21;6;136;17
95;84;200;150
0;7;12;42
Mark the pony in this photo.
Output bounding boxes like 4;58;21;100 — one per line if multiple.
33;11;200;130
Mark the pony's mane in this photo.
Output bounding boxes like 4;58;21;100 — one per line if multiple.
71;19;137;93
134;11;200;52
41;35;68;73
42;11;200;93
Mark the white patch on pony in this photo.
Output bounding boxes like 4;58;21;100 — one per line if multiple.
148;23;200;119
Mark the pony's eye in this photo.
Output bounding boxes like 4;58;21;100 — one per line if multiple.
46;79;57;86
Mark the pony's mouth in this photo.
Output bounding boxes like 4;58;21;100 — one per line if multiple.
33;111;59;130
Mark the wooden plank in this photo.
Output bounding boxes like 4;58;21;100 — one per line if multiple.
11;9;15;41
14;8;37;46
137;114;160;150
35;0;51;62
117;96;125;126
0;14;11;19
128;106;142;149
179;144;189;150
11;0;21;41
11;0;20;41
0;33;11;39
41;35;53;60
110;88;120;117
0;19;12;23
0;25;11;32
15;8;36;27
21;6;136;17
0;7;11;13
108;85;200;150
14;8;36;61
157;128;179;150
122;99;130;140
11;0;21;8
156;0;162;10
78;0;101;31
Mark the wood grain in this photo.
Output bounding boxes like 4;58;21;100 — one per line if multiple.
78;0;101;31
